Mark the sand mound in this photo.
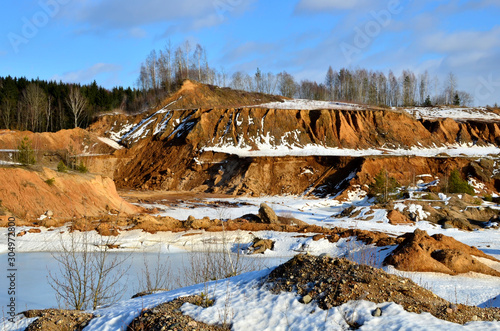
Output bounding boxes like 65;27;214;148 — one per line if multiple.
384;229;500;276
0;167;140;219
156;79;285;111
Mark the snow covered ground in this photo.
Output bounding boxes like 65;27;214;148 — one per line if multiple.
1;194;500;330
404;106;500;121
252;99;363;110
204;142;500;158
97;137;123;150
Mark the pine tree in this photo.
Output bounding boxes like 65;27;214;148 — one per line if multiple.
17;136;36;165
368;169;399;203
423;95;432;107
453;93;461;106
447;169;474;195
325;66;335;100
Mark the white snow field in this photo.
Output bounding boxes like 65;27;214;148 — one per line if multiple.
404;106;500;121
1;193;500;330
252;99;363;110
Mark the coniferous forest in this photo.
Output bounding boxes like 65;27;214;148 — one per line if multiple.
0;76;142;132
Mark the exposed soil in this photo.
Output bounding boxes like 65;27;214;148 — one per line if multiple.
0;128;115;154
83;82;500;196
127;295;228;331
267;254;500;325
384;229;500;276
0;167;141;219
23;309;93;331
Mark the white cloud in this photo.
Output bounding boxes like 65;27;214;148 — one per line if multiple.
51;63;122;84
295;0;369;12
65;0;254;33
127;27;147;39
421;26;500;53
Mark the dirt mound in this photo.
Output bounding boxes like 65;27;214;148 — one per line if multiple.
387;209;411;225
158;79;285;111
88;80;284;145
0;167;140;219
384;229;500;276
0;128;115;155
23;309;93;331
268;254;500;325
127;295;228;331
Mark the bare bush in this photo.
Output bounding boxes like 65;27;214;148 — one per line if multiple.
48;230;130;310
136;250;171;294
177;231;264;288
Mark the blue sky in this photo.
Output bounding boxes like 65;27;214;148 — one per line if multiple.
1;0;499;105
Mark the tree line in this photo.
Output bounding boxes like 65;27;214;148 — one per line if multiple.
0;76;143;132
137;41;473;108
227;67;472;107
1;41;476;133
136;40;229;105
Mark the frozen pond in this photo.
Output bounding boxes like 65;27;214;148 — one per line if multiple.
0;251;285;312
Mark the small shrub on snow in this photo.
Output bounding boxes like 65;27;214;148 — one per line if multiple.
447;169;474;195
368;169;400;203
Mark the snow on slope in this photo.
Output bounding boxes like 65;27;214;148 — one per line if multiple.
3;268;499;331
97;137;123;150
2;192;500;330
252;99;363;110
204;142;500;158
405;106;500;121
106;99;180;143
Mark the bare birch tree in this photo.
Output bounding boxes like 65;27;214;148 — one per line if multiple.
66;86;87;128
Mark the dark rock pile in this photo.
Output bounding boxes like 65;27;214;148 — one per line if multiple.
267;254;500;325
127;295;228;331
23;309;93;331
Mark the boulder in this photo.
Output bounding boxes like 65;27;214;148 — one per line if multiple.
387;209;411;225
250;238;274;254
258;203;279;224
469;162;492;183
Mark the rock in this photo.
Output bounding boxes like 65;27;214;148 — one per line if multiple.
251;238;274;254
387;209;411;225
301;295;313;304
258;203;278;224
185;215;197;228
440;217;477;231
312;234;325;241
469;162;492;183
187;320;197;327
45;210;54;218
372;307;382;317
